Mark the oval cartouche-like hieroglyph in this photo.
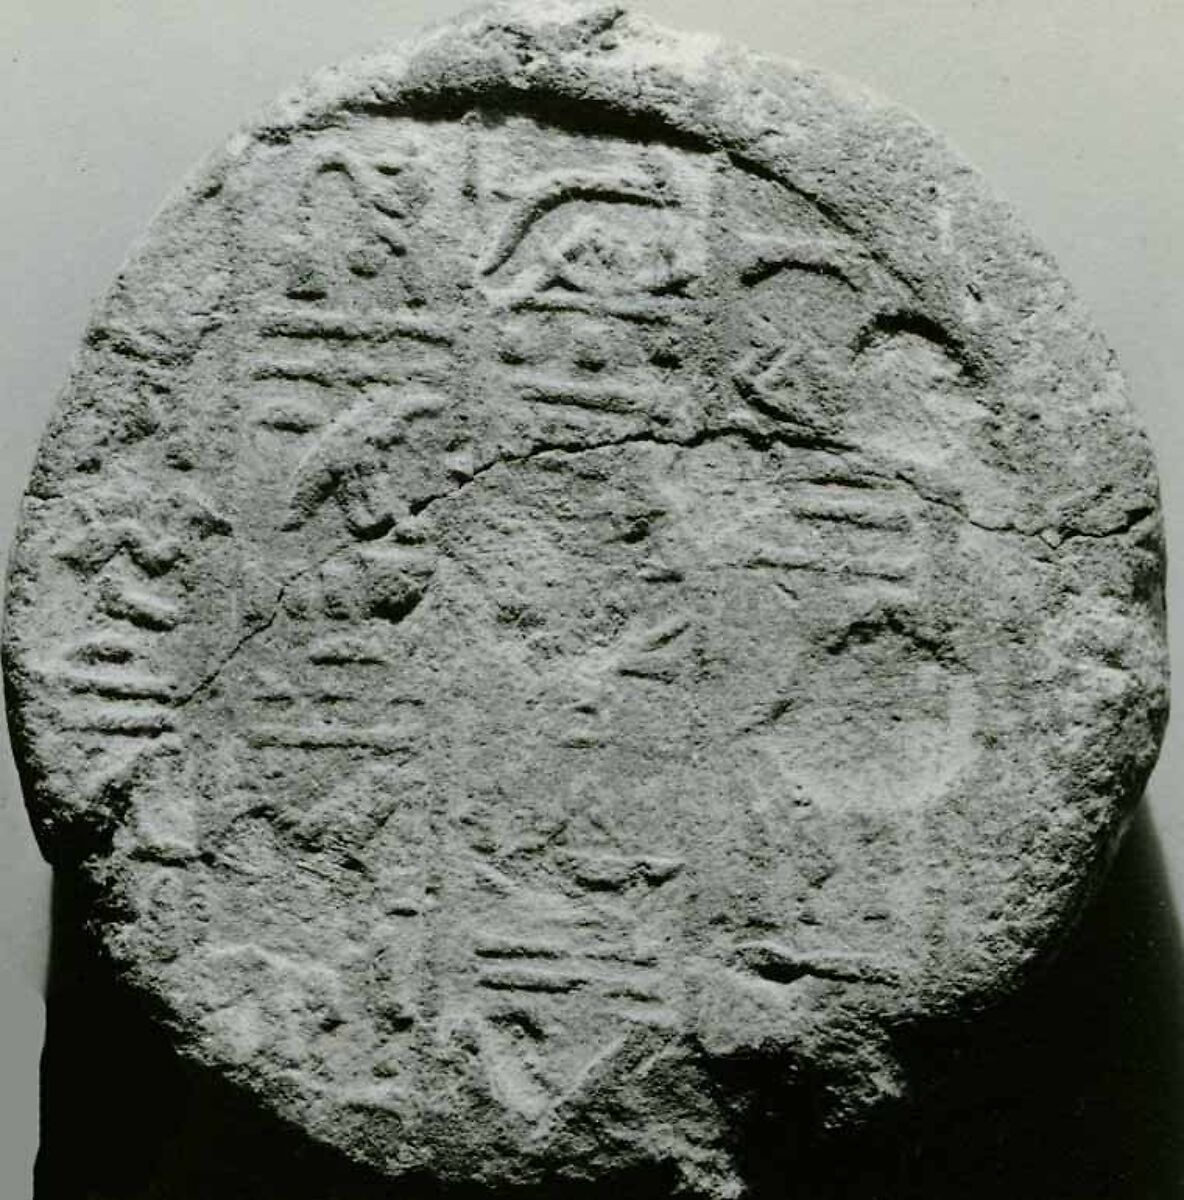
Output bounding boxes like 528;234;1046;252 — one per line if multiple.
3;3;1169;1194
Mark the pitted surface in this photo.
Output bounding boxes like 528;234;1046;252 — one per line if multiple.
3;3;1167;1194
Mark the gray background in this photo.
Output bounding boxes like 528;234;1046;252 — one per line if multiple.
2;1;1181;1195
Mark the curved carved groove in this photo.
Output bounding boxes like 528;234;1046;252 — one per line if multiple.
853;309;987;383
738;237;865;291
743;258;858;290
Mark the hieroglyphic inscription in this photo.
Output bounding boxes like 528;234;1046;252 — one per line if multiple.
33;485;231;819
455;840;685;1120
202;114;995;1122
4;7;1167;1194
40;105;1006;1157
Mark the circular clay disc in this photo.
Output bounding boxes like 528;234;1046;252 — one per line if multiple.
3;2;1169;1194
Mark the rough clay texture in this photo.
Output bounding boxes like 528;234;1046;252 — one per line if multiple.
2;2;1169;1195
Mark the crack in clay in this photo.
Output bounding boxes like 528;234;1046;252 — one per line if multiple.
176;436;1152;708
175;540;354;708
177;427;854;701
410;426;1147;550
1051;505;1158;545
5;8;1169;1195
407;423;858;518
885;469;1155;545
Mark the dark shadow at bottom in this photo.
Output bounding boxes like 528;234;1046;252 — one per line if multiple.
35;801;1184;1200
